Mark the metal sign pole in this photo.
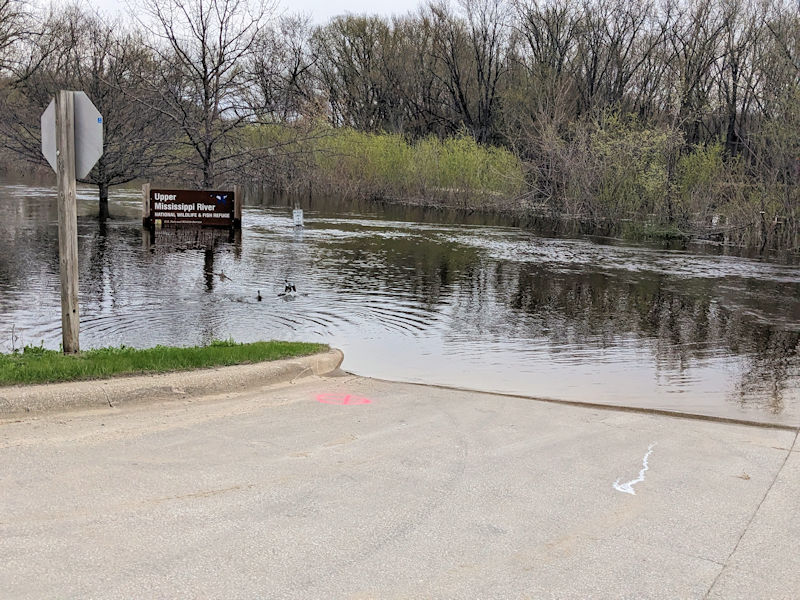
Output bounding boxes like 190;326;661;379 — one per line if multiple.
55;90;80;354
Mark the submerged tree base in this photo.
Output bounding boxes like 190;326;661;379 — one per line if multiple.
0;340;328;386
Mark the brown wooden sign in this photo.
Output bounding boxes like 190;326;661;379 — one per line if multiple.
143;187;240;229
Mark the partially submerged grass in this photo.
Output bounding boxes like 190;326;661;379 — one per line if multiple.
621;221;691;242
0;339;328;386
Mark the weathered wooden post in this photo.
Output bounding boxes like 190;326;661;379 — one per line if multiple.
233;184;242;229
41;91;103;354
142;182;151;228
55;91;80;353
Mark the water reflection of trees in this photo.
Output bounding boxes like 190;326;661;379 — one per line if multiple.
326;228;799;411
0;195;61;310
321;233;479;310
457;261;800;411
734;330;800;415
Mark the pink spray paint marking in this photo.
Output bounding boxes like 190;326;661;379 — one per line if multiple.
316;393;372;406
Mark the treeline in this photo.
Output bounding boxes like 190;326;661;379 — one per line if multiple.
0;0;798;249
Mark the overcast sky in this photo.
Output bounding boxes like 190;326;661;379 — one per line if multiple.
89;0;424;23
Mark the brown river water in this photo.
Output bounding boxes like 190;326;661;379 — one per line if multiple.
1;179;799;426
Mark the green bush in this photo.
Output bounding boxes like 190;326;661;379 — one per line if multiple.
311;128;523;203
589;114;682;221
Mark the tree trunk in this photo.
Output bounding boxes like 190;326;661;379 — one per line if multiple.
725;105;739;156
203;160;214;189
98;181;109;220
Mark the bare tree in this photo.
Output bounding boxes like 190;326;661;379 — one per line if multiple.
0;5;169;218
426;0;511;143
712;0;764;155
132;0;275;188
667;0;726;144
251;15;317;123
310;13;455;137
507;0;581;143
311;15;393;130
461;0;510;143
388;14;454;137
0;0;29;72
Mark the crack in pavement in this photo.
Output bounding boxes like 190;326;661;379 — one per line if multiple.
703;428;799;599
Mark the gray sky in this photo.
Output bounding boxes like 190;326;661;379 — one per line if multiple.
89;0;424;23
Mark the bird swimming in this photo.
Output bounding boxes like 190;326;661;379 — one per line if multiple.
257;290;262;301
278;278;297;298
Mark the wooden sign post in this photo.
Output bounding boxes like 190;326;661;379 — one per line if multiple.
55;92;80;353
41;91;104;354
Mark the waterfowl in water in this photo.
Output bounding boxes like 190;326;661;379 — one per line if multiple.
278;279;298;297
257;290;262;301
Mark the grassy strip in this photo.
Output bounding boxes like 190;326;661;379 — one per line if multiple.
0;340;328;386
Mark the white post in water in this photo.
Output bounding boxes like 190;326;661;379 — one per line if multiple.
41;90;103;354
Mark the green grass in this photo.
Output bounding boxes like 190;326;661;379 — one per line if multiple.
0;340;328;386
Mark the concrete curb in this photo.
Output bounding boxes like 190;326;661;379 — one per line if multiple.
0;349;344;417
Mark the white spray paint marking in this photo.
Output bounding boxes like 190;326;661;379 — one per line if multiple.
613;443;656;495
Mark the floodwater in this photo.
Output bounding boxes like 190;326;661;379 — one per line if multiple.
1;180;799;426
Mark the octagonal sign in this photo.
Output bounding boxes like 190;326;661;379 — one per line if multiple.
41;91;103;179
